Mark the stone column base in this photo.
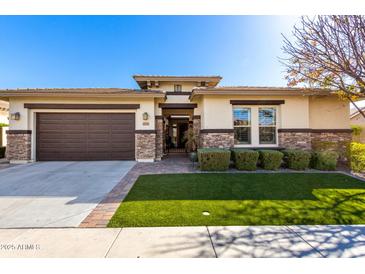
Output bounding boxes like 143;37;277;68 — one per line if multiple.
155;117;163;161
135;131;156;161
6;130;32;162
193;116;201;149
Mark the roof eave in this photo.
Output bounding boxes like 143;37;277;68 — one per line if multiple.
133;75;223;89
190;88;333;100
0;91;165;99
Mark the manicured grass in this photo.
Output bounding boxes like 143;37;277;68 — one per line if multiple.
107;173;365;227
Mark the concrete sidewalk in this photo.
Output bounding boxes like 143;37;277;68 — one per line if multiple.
0;225;365;258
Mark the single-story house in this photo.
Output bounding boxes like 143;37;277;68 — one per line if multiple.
0;75;352;163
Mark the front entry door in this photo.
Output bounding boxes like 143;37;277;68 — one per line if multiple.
166;118;189;152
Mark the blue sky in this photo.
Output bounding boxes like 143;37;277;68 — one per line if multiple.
0;16;300;89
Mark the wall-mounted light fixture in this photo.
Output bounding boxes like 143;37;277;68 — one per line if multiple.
10;112;20;121
142;112;149;121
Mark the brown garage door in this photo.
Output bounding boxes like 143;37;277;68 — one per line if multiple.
36;113;135;161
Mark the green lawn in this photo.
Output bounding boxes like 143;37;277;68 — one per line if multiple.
107;173;365;227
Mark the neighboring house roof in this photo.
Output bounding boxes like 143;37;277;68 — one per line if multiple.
133;75;222;89
0;88;165;100
350;107;365;119
190;86;334;99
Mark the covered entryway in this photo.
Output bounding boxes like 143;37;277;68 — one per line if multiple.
36;113;135;161
159;104;196;156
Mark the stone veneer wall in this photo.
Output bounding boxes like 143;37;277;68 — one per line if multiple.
193;116;201;148
311;131;352;162
155;118;164;160
135;132;156;161
278;129;352;162
200;131;234;149
278;131;312;150
6;130;32;161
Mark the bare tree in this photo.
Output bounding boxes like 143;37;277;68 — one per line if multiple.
282;15;365;117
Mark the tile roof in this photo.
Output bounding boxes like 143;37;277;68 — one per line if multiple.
0;88;161;93
350;107;365;118
0;88;165;98
133;74;222;79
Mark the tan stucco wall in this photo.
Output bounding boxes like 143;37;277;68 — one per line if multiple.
165;95;190;104
309;96;349;129
199;95;311;130
9;97;156;131
9;97;157;161
150;82;198;92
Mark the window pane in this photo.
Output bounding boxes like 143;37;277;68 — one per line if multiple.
234;127;251;144
174;85;182;92
259;127;276;144
259;108;276;126
233;108;251;126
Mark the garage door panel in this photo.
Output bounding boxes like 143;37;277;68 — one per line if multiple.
40;124;88;131
39;143;87;149
40;135;88;142
87;134;110;140
38;114;89;121
37;113;135;161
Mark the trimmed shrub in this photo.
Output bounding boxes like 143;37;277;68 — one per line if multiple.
231;149;259;171
349;142;365;172
311;140;350;163
197;148;231;171
0;147;5;159
283;149;311;170
259;150;284;170
311;151;339;171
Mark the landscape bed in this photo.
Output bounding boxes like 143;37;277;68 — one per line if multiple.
107;173;365;227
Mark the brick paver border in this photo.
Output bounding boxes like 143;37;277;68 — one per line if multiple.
79;157;194;227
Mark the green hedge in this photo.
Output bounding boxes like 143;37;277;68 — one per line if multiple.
259;150;283;170
283;149;311;170
311;151;339;171
349;142;365;172
197;148;231;171
0;147;5;159
311;140;349;162
231;149;259;171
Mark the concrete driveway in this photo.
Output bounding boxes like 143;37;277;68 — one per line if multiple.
0;161;135;228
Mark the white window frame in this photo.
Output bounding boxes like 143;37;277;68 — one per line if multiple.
233;105;279;148
233;107;252;145
174;84;182;92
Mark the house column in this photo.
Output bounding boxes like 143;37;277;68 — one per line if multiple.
135;130;156;162
155;116;164;160
6;130;32;163
193;115;201;148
